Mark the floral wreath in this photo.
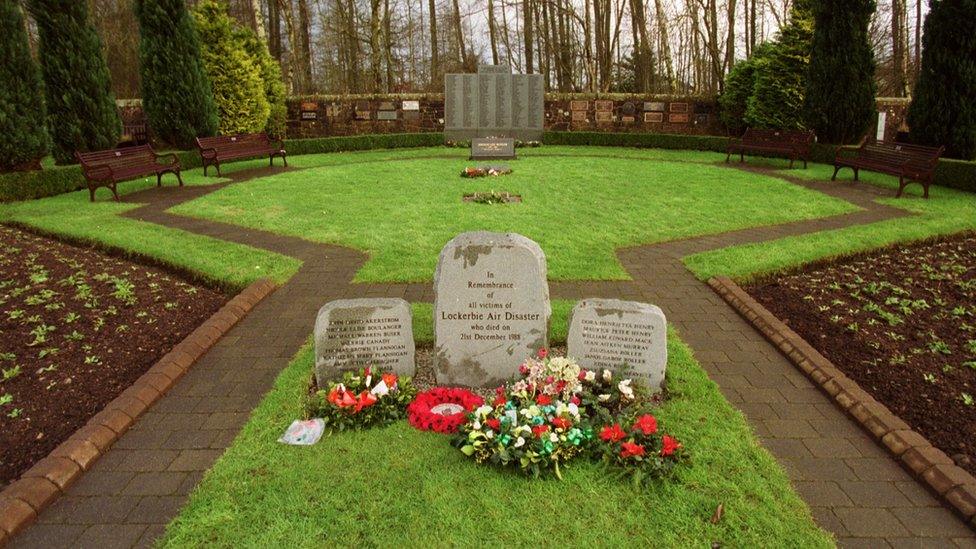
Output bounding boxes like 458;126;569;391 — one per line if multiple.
407;387;484;434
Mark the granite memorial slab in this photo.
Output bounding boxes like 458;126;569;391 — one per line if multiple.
314;298;416;387
377;111;398;121
595;111;613;123
567;298;667;392
595;100;614;112
644;112;664;123
434;232;551;387
570;100;589;111
378;101;396;111
571;111;588;122
645;101;666;112
669;113;690;124
669;102;689;113
444;70;543;141
402;100;420;111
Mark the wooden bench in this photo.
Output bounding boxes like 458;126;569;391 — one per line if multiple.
727;128;815;169
76;145;183;202
195;133;287;176
832;140;944;198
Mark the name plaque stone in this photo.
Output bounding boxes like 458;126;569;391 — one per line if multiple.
479;73;498;130
571;111;587;122
621;116;635;123
434;232;551;387
470;137;516;160
314;298;416;386
570;100;589;111
644;112;664;123
462;74;480;129
595;100;614;112
444;74;464;128
669;113;690;124
567;298;667;391
669;102;689;113
595;111;613;123
300;111;318;120
645;102;666;112
494;73;513;129
402;100;420;111
403;111;420;120
377;111;398;121
378;101;396;111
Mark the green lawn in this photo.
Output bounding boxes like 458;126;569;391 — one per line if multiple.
169;146;858;282
161;334;831;547
0;162;301;291
684;162;976;282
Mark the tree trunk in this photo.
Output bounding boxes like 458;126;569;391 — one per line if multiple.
524;0;534;73
268;0;281;59
369;0;383;91
452;0;466;67
891;0;909;96
654;0;673;91
488;0;499;64
297;0;313;92
384;0;394;91
428;0;439;85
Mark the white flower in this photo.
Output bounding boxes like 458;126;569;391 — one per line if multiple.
568;403;579;417
472;421;481;430
549;433;559;443
505;410;518;425
475;405;493;417
598;394;611;402
486;430;495;439
618;379;634;400
514;437;525;448
602;369;613;382
370;380;389;397
584;370;596;382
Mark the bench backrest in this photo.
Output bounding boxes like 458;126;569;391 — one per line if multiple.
76;144;156;169
858;141;944;169
196;133;271;151
741;128;815;145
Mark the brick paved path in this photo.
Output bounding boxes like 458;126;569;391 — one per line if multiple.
11;163;975;548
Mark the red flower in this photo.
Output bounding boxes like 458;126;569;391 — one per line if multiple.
600;423;626;443
555;380;567;393
406;387;484;434
364;366;372;378
535;394;552;406
578;370;587;381
519;363;530;375
570;395;581;405
551;417;572;430
485;418;502;431
537;348;549;359
632;414;658;435
354;390;378;413
661;435;682;457
620;442;646;459
381;372;398;388
493;394;507;406
531;424;550;438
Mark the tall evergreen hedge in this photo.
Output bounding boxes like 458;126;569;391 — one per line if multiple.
719;43;773;136
907;0;976;160
27;0;120;164
743;0;814;130
236;27;287;138
193;0;270;135
135;0;218;148
0;0;48;171
804;0;877;144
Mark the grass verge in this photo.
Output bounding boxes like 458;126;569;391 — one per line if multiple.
160;334;830;547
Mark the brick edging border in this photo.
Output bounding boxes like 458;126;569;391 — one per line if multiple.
0;278;278;543
708;276;976;529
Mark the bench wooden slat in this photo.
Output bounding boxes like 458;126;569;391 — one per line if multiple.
832;139;943;199
76;144;183;202
727;128;815;169
195;133;287;176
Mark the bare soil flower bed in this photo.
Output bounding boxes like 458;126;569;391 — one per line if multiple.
0;226;227;487
748;233;976;475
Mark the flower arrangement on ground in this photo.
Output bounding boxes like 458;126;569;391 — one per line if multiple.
453;349;686;481
407;387;484;434
594;412;686;485
306;367;416;432
460;166;512;178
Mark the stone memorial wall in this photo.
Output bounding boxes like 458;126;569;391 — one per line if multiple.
444;66;545;141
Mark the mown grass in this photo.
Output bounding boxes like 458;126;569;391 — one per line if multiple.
161;334;831;547
0;162;301;291
684;162;976;282
169;146;857;282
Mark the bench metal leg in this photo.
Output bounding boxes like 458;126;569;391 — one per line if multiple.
853;168;860;181
725;150;732;163
789;157;795;169
831;166;842;181
110;184;120;202
175;170;184;187
88;185;96;202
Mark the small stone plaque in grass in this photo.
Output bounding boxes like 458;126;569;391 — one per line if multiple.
470;137;516;160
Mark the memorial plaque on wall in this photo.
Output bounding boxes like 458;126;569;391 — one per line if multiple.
526;74;544;133
595;111;613;123
595;100;614;112
621;102;636;116
645;102;666;112
300;101;318;120
571;111;588;122
444;70;544;141
570;100;589;112
470;137;516;160
669;102;689;113
403;111;420;121
378;101;396;111
621;116;635;123
511;76;529;131
669;113;690;123
462;74;480;130
494;73;513;130
355;110;370;121
402;100;420;111
444;74;464;129
377;111;398;121
644;112;664;123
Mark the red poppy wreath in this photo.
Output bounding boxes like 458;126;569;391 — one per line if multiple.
407;387;484;434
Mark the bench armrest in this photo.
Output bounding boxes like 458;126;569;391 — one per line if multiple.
199;147;218;159
156;152;181;168
834;145;859;162
273;139;286;152
82;163;114;182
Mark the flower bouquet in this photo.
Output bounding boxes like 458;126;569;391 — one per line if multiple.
460;166;513;178
306;367;416;432
593;413;685;486
452;388;594;479
407;387;484;434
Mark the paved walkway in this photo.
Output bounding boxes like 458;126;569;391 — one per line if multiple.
11;162;975;547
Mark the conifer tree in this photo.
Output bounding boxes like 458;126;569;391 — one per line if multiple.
135;0;218;148
28;0;120;164
907;0;976;159
235;26;287;138
193;0;269;135
743;0;814;130
0;0;48;171
804;0;877;144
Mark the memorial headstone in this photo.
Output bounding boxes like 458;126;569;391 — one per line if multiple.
470;137;516;160
314;298;415;387
434;232;551;387
567;299;667;392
